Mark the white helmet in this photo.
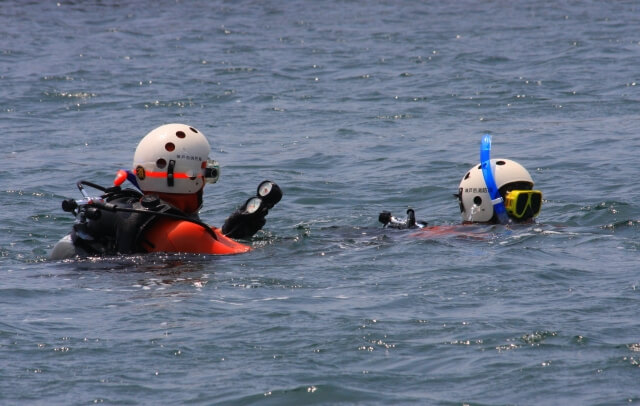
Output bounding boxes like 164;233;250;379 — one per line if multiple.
133;123;220;194
457;158;534;223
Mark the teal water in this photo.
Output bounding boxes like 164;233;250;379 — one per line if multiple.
1;1;640;404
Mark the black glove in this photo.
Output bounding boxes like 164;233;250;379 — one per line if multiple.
379;211;393;226
222;204;267;239
222;181;282;239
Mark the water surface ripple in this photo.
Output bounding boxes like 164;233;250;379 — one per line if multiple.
1;1;639;404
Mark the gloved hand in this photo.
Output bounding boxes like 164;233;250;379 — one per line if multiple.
222;199;268;239
222;181;282;239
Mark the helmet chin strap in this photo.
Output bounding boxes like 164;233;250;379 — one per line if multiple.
480;134;510;224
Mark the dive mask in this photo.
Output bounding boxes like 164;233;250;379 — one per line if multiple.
505;190;542;220
203;159;220;184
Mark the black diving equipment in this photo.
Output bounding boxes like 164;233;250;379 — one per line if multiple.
504;189;542;220
379;208;428;229
61;180;220;255
222;180;283;239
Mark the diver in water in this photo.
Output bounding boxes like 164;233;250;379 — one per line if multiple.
455;158;541;224
50;123;282;259
380;135;542;229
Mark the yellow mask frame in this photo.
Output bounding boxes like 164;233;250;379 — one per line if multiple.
504;190;542;220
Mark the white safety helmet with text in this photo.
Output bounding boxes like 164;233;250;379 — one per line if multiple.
457;158;534;223
133;123;220;194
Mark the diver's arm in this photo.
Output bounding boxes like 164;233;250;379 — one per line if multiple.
222;181;282;239
142;218;250;255
222;204;267;239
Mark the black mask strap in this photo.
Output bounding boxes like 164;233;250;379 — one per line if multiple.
167;160;176;187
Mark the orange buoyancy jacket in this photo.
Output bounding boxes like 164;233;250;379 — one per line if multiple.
141;217;250;255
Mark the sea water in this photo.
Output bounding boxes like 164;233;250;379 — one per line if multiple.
1;1;639;404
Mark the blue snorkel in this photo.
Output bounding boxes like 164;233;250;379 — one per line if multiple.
480;134;510;224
